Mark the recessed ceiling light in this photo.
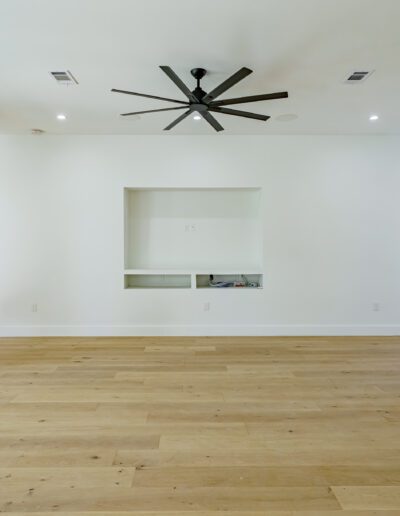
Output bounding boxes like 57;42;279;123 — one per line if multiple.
369;114;379;121
56;114;67;120
193;114;201;120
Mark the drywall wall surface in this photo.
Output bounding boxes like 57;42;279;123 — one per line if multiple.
0;135;399;335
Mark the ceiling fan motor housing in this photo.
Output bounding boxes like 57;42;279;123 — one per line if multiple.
191;68;207;81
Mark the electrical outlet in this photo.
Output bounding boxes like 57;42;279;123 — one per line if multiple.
372;302;380;312
204;302;210;312
31;303;38;313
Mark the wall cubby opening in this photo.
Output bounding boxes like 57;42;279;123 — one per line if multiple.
196;273;263;289
124;274;191;289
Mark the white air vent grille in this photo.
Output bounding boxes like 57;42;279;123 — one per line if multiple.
50;70;78;85
345;70;374;83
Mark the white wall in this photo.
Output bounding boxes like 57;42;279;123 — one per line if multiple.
0;134;399;336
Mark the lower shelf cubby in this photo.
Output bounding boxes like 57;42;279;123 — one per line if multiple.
124;274;191;289
196;273;263;289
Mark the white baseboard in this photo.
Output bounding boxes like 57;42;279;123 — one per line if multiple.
0;324;399;337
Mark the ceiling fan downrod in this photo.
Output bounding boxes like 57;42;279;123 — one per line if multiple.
190;68;207;100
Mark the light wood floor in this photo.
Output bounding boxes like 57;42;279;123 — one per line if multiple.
0;336;400;514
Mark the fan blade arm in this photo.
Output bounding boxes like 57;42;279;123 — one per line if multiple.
200;111;224;132
111;88;188;105
164;109;192;130
202;67;253;103
121;106;187;116
210;91;288;106
159;66;199;102
209;106;270;121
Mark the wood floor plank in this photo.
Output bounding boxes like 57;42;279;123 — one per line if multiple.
0;467;135;488
131;465;400;487
332;486;400;510
114;448;400;468
0;433;160;449
0;449;117;467
0;486;341;511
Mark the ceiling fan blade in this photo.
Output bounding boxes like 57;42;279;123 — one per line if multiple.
159;66;198;103
202;67;253;104
209;107;270;121
121;106;187;116
210;91;289;107
164;109;191;130
111;88;188;105
201;111;224;132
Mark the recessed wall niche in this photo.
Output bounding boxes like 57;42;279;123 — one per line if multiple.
124;187;263;289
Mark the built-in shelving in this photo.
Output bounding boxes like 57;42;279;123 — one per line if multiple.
123;187;263;290
124;270;263;290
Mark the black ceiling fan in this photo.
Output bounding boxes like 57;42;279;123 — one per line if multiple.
111;66;288;132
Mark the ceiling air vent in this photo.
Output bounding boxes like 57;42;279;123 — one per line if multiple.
50;70;78;85
345;70;374;83
31;128;45;135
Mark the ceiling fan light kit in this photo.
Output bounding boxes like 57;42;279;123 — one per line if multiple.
112;66;288;132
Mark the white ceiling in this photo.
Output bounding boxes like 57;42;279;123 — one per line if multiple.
1;0;400;135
